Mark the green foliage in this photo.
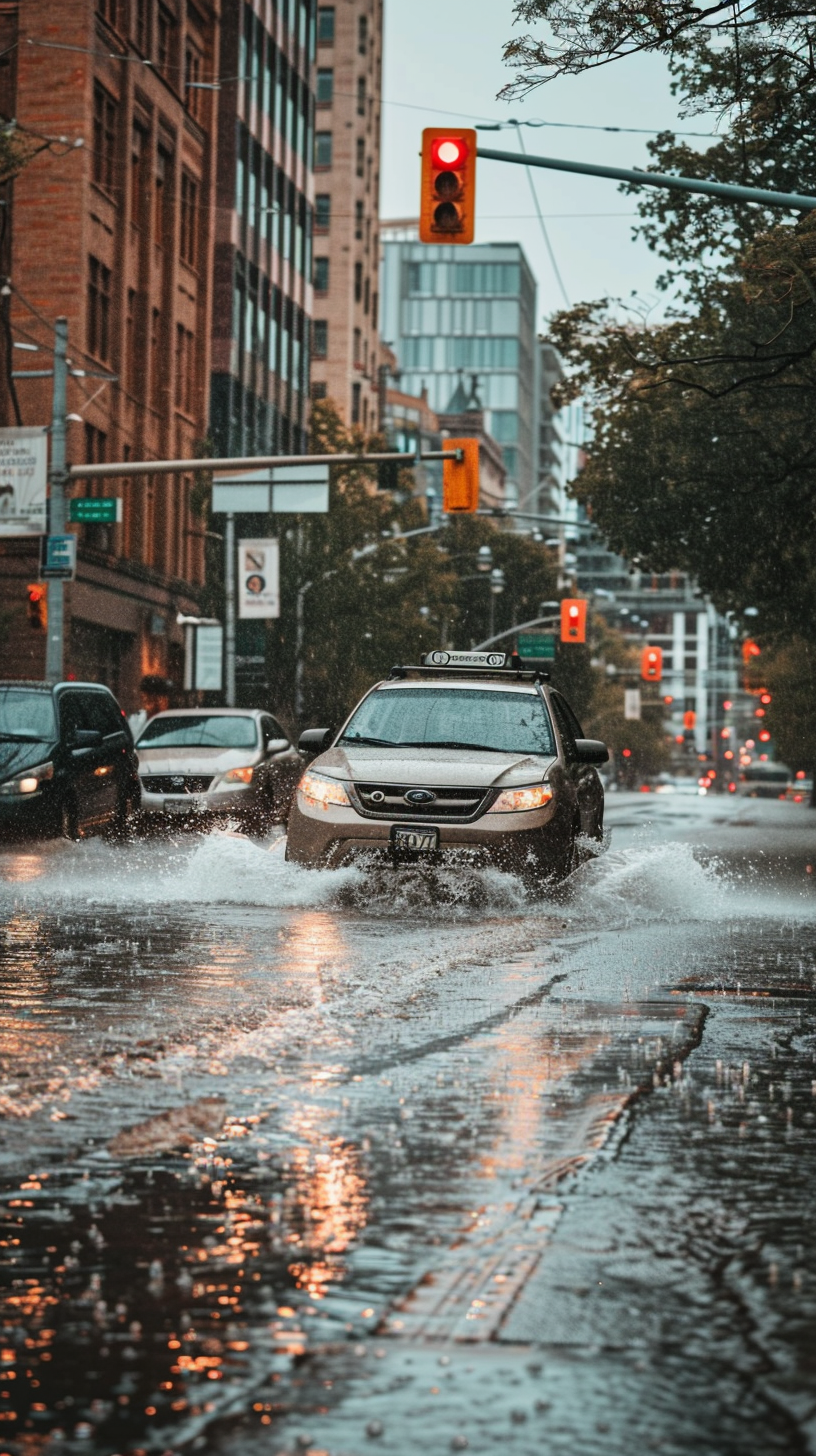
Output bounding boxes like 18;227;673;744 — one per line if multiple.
762;638;816;775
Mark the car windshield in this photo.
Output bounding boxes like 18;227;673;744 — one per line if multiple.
340;687;556;756
0;687;56;741
137;715;259;749
742;766;789;783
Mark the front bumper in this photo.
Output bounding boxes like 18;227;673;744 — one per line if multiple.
0;788;58;838
286;790;569;873
139;783;257;820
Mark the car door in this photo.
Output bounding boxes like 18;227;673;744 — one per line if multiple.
261;714;301;815
84;690;131;819
58;690;119;828
550;690;604;838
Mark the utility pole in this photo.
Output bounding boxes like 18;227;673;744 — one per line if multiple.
45;317;68;684
224;512;236;708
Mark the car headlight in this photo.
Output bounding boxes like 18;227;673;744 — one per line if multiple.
488;783;553;813
222;766;255;784
298;770;350;809
0;761;54;796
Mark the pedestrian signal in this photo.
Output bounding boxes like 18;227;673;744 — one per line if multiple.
420;129;476;245
641;646;662;681
560;598;586;644
442;437;479;513
26;583;47;631
742;639;760;663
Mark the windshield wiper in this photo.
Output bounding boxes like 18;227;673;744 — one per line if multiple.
339;734;400;747
0;732;49;742
396;740;512;753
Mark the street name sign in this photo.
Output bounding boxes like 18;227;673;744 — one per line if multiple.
517;632;556;660
69;497;122;524
40;533;77;581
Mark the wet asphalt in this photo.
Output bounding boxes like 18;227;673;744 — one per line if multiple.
0;792;815;1456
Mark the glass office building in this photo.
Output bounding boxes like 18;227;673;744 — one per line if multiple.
380;240;537;507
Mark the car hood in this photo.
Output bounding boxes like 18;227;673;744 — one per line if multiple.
0;738;55;781
312;744;556;789
136;746;259;775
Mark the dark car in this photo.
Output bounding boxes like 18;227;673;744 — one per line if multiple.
0;680;140;841
286;650;608;887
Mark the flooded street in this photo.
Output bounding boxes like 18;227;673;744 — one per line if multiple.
1;795;816;1456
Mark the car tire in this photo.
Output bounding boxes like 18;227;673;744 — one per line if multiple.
106;787;137;843
59;796;80;841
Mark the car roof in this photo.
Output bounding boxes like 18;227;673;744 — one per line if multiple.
0;680;115;694
373;678;539;694
145;707;264;718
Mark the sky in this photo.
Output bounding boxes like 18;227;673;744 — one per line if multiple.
381;0;719;330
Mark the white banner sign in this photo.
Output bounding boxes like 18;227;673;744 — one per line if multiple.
239;538;279;619
0;426;48;536
195;624;223;691
624;688;642;721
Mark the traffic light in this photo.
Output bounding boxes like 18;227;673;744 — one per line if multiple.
560;598;586;643
683;710;696;730
26;583;47;631
442;437;479;513
641;646;663;681
419;129;476;245
742;638;760;664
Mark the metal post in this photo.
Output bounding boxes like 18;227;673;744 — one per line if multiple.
295;579;311;720
224;512;236;707
45;317;68;684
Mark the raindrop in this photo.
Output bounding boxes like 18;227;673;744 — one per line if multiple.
451;1438;469;1451
366;1419;385;1438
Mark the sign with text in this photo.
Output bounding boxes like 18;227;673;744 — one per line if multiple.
69;497;122;524
0;426;48;536
517;632;556;661
40;533;76;581
239;538;279;619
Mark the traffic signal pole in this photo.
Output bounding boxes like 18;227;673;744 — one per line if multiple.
476;145;816;213
45;317;68;684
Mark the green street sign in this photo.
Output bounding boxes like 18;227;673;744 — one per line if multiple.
69;497;122;523
517;632;556;660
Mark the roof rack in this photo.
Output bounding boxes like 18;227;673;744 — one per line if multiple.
389;663;550;683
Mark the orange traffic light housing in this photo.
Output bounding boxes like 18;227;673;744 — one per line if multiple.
641;646;663;681
26;583;47;631
683;710;697;730
420;129;476;245
560;598;586;644
442;437;479;513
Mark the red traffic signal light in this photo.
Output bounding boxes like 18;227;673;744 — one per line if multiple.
641;646;663;681
420;128;476;245
26;582;47;631
742;638;760;663
560;598;586;644
442;437;479;513
683;710;696;730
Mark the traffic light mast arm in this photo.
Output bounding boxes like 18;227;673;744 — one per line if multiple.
476;145;816;213
68;449;463;482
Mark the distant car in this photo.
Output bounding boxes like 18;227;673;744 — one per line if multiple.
136;708;302;831
738;763;792;799
286;650;608;887
0;679;139;841
785;778;813;804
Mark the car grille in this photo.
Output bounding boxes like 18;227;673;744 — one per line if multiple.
352;782;492;822
140;774;214;794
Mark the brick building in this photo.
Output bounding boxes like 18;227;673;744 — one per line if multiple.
309;0;382;430
0;0;220;707
210;0;315;458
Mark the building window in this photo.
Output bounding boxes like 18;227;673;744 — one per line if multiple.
354;261;362;303
351;381;361;423
180;172;197;267
364;275;370;314
185;42;203;116
87;256;111;362
151;307;162;407
372;290;378;329
96;0;119;28
154;149;170;246
315;131;332;168
358;14;367;54
316;68;333;105
92;84;117;193
134;0;150;51
355;137;364;177
353;327;361;366
313;256;329;292
157;5;175;74
315;193;330;230
175;324;195;413
317;6;334;43
84;422;107;463
313;319;328;357
126;288;137;388
355;199;363;240
311;381;327;401
357;76;366;116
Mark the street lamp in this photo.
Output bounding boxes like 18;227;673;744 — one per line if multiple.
476;543;493;572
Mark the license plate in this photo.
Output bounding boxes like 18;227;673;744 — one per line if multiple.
164;798;192;812
391;825;439;854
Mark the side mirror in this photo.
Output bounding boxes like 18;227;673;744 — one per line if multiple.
298;727;332;755
265;737;290;755
71;728;104;750
575;738;609;766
